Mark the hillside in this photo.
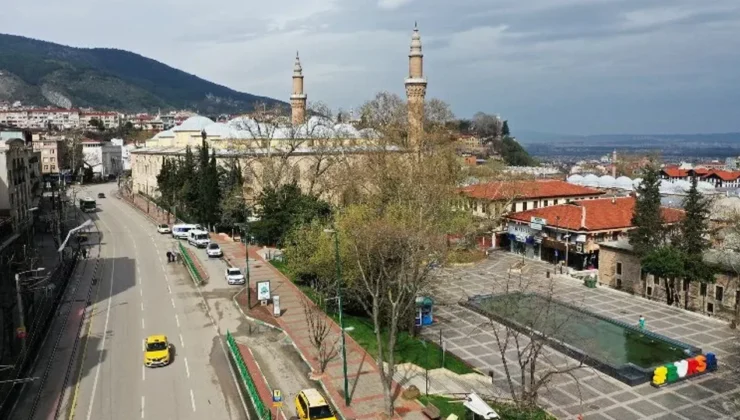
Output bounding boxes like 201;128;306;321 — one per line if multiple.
0;33;285;113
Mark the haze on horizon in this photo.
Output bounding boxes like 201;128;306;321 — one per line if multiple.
1;0;739;136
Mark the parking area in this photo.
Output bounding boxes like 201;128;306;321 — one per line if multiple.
423;251;740;419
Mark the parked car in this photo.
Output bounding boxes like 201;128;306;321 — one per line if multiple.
206;243;223;258
98;192;106;198
157;224;171;234
225;267;245;285
295;389;336;420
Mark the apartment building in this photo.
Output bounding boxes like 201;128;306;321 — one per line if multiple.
32;137;68;175
0;138;41;230
0;108;119;130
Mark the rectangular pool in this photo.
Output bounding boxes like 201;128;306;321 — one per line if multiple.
462;292;701;385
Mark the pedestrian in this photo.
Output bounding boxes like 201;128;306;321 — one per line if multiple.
638;315;646;330
82;247;88;258
166;251;173;263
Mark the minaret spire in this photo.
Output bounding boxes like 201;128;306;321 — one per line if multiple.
291;51;307;125
405;22;427;149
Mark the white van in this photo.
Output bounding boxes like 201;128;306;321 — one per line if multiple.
172;224;199;239
187;229;210;248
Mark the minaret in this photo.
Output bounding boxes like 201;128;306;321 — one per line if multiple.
291;51;307;125
405;22;427;148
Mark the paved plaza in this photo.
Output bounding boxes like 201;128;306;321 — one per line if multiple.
423;251;740;419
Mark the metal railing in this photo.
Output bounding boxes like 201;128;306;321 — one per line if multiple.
178;242;204;286
225;331;271;420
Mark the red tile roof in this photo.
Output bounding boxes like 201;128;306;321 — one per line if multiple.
460;180;604;201
662;167;689;177
703;170;740;181
507;196;684;231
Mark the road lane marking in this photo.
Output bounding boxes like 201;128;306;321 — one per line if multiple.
179;333;185;348
141;318;145;329
167;284;172;294
85;218;117;420
141;396;145;419
175;314;180;327
184;357;190;378
142;365;146;381
141;302;144;311
139;289;142;297
190;389;196;412
171;297;176;308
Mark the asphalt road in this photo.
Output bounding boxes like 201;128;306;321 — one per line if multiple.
65;184;248;420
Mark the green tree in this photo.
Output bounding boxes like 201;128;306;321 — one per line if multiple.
179;146;198;218
89;118;106;132
199;151;222;229
502;120;510;137
642;245;685;306
500;136;536;166
678;176;716;308
250;183;331;247
219;160;247;230
630;162;664;256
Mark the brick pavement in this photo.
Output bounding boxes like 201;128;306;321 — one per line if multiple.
213;235;425;420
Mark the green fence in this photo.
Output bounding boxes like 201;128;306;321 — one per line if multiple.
226;331;272;420
178;242;204;286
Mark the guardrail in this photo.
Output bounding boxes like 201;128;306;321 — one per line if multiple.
178;242;204;286
226;331;271;420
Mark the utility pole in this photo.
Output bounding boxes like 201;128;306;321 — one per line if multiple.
324;228;349;406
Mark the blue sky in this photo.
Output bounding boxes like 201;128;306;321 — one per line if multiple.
2;0;739;135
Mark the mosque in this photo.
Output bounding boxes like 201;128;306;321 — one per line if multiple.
131;23;429;200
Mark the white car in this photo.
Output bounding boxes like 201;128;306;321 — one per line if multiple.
225;267;245;285
157;224;171;234
206;243;223;258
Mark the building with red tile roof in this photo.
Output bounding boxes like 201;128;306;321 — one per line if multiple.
459;180;605;249
504;196;684;270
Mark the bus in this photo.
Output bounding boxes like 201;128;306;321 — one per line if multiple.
79;197;97;213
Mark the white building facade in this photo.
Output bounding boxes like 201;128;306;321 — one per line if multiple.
82;140;123;180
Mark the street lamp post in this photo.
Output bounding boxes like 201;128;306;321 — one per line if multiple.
58;219;93;258
324;228;350;407
244;221;251;309
15;268;46;355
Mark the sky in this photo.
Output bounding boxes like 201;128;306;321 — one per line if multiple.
2;0;740;135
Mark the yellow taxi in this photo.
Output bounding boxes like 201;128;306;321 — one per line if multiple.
143;335;171;367
295;388;337;420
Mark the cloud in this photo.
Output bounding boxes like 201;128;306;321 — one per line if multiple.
1;0;739;134
377;0;414;10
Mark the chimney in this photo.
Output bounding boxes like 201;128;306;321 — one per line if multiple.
581;205;587;228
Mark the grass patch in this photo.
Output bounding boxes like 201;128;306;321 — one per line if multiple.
331;313;474;375
268;260;475;375
418;395;556;420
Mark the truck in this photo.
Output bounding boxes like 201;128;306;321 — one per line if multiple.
79;197;97;213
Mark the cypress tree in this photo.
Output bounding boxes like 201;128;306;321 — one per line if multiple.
180;146;198;218
630;162;664;256
678;176;716;308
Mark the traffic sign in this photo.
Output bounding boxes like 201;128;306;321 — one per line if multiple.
16;327;26;339
272;389;283;408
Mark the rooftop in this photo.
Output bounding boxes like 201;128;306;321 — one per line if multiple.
460;180;604;201
507;196;684;231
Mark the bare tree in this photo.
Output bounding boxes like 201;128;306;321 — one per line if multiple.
467;272;588;409
301;297;340;374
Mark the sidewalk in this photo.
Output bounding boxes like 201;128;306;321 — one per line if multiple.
212;235;425;420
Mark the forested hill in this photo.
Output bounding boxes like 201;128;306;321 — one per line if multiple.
0;33;285;113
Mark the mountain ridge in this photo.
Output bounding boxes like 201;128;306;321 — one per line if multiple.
0;33;285;113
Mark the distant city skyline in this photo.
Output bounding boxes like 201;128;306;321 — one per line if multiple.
1;0;739;135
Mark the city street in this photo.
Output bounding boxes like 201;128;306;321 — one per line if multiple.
37;184;248;420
